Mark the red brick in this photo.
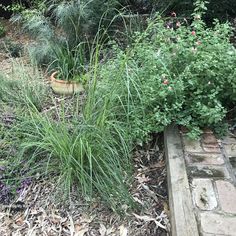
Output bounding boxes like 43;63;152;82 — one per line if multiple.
202;133;218;145
202;143;221;153
203;128;214;134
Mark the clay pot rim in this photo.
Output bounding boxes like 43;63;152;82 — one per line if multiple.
50;71;80;85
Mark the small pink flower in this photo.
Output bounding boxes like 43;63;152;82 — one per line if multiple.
163;80;169;85
191;31;196;36
171;12;176;17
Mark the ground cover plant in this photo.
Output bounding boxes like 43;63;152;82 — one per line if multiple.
93;0;236;140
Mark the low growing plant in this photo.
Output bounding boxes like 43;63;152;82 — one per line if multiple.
13;101;135;212
94;3;236;140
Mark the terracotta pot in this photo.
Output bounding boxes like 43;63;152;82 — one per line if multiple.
50;71;84;95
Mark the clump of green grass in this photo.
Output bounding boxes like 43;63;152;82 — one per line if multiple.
15;105;135;212
0;54;136;212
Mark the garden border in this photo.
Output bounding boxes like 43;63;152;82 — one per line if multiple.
164;124;199;236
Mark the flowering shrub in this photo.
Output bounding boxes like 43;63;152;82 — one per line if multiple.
97;13;236;140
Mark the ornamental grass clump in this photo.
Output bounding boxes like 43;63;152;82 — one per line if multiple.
16;105;135;212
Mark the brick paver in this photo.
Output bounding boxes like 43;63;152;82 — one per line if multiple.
181;131;236;236
186;153;224;165
200;212;236;235
182;137;203;153
224;143;236;157
188;165;230;179
192;179;217;210
216;180;236;214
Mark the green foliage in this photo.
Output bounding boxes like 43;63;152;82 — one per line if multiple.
16;108;135;212
95;12;236;140
0;52;135;212
15;0;110;80
48;42;88;81
3;39;23;57
1;0;235;212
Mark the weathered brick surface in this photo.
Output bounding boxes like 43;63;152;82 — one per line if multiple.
222;136;236;144
200;212;236;235
202;143;221;153
229;157;236;177
229;156;236;168
174;128;236;236
202;128;214;134
188;165;230;179
186;153;224;165
216;180;236;214
192;179;217;210
182;136;203;153
201;233;216;236
202;133;218;145
223;143;236;157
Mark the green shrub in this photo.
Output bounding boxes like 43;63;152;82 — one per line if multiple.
94;9;236;140
4;39;23;57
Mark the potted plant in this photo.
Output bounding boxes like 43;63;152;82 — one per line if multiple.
49;43;88;95
50;71;86;95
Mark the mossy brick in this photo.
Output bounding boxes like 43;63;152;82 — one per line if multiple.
188;166;229;179
186;153;224;165
182;136;203;153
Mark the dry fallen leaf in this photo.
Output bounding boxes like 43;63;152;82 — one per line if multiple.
99;223;107;236
74;224;89;236
119;225;128;236
135;174;150;184
133;213;166;229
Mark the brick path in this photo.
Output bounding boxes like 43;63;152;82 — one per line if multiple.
181;129;236;236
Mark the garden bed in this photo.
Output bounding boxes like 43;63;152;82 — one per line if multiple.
0;135;169;236
0;19;169;235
